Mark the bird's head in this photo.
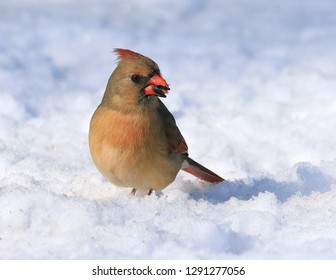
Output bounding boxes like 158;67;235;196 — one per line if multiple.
102;49;170;109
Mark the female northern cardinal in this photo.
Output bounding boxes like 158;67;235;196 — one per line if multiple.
89;49;224;195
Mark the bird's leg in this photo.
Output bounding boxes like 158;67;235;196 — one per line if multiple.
148;189;153;196
131;188;137;195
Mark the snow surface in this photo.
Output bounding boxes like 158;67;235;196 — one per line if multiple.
1;0;336;259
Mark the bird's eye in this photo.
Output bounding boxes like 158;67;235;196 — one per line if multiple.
131;74;141;84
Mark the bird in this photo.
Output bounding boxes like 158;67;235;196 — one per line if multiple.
89;48;224;195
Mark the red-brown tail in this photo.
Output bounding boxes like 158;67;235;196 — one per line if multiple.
182;157;224;183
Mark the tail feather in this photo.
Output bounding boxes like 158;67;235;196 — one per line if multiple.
182;157;224;183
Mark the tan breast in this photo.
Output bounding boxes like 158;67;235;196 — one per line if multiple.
89;105;182;191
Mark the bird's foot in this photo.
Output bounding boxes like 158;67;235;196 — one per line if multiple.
130;188;153;195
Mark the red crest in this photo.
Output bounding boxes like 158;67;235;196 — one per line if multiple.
114;48;141;60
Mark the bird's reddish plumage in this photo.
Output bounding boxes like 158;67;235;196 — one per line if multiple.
182;157;224;183
114;48;141;60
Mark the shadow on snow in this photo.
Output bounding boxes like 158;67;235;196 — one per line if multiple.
186;162;333;204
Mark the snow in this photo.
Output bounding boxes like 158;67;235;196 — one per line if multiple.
1;0;336;259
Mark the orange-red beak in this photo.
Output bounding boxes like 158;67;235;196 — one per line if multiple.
144;75;170;98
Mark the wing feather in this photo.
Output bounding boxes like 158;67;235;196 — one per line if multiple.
157;100;188;155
